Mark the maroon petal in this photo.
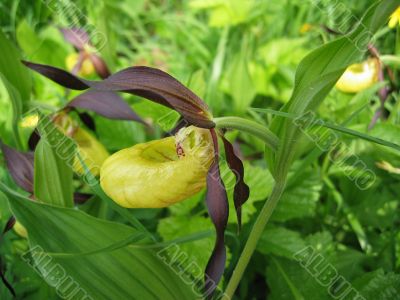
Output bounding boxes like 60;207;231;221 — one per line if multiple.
0;142;34;193
73;192;92;204
204;129;228;296
89;54;111;79
22;61;90;90
90;66;214;128
77;112;96;132
67;90;146;124
28;129;41;151
221;136;250;230
2;216;16;235
23;61;214;128
59;27;90;50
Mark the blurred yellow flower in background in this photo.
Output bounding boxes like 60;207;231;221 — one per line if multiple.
300;23;313;34
65;53;95;76
389;6;400;28
20;114;39;128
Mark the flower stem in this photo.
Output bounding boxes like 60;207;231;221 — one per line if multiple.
223;180;286;299
213;117;279;152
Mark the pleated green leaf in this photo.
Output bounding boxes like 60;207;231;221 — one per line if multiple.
266;0;400;181
0;29;32;148
1;185;196;300
34;115;75;208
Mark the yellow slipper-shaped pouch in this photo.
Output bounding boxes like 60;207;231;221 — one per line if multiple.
100;126;214;208
336;58;379;93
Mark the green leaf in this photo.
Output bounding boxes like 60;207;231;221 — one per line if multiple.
187;69;207;100
257;226;306;259
158;215;215;273
251;38;308;102
0;28;31;104
352;270;400;300
34;115;75;208
0;74;23;149
1;184;197;300
272;166;322;222
349;186;398;230
0;29;32;148
95;117;146;151
265;231;360;300
266;257;328;300
16;22;68;68
168;192;204;217
133;101;179;132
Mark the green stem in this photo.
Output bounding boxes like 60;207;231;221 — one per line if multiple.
213;117;279;152
223;180;286;299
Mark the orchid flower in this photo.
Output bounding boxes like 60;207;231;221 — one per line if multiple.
22;60;255;294
389;6;400;28
335;58;379;93
60;28;110;79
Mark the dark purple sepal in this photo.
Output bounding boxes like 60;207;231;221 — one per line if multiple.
73;192;93;204
28;129;41;151
0;142;34;193
22;61;90;90
221;136;250;231
204;129;228;297
67;90;146;124
89;66;215;128
23;61;215;128
89;54;111;79
77;112;96;132
2;216;16;235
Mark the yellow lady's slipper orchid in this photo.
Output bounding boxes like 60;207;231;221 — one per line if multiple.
100;126;214;208
53;113;109;176
13;221;28;238
389;6;400;29
65;53;95;76
335;58;379;93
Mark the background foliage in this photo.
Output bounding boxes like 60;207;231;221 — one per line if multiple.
0;0;400;299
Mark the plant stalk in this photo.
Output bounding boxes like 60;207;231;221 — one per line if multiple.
223;180;286;299
213;117;279;152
